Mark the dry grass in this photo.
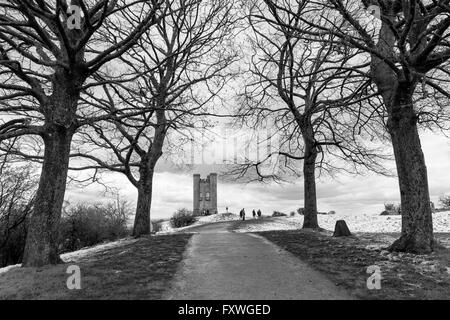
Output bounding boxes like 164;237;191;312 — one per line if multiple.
259;230;450;300
0;234;192;300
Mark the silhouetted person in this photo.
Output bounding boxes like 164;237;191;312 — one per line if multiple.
240;208;246;221
257;209;262;218
252;209;256;219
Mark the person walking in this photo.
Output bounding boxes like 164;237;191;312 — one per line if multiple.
252;209;256;219
240;208;246;221
257;209;262;219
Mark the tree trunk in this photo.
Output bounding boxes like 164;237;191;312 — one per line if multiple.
132;109;166;237
387;89;434;253
369;14;434;254
132;168;154;237
22;70;81;267
22;126;74;266
302;136;319;229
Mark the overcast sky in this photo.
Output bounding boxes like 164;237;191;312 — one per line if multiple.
65;129;450;220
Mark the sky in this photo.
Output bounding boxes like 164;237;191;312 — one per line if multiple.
65;130;450;220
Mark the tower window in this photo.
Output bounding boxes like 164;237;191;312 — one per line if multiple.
199;192;203;200
206;192;210;201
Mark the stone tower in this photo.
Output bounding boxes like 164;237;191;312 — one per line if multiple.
193;173;217;216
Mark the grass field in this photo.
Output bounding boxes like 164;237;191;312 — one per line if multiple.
0;234;192;300
259;229;450;300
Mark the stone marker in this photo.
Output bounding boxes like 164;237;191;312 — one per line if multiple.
333;220;351;237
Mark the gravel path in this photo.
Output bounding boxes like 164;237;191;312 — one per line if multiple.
163;221;353;300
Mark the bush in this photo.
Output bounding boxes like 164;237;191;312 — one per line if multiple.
0;161;131;266
384;203;401;214
297;208;304;215
58;199;130;253
0;208;30;267
0;165;37;267
151;219;164;233
171;208;196;228
272;211;287;217
384;203;396;211
290;211;296;217
439;195;450;209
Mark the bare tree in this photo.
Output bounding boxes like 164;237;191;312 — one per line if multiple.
70;0;239;237
232;0;389;229
272;0;450;253
0;0;162;266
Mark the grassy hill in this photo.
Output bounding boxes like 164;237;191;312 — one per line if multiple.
0;234;192;300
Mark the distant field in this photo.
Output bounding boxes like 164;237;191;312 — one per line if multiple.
233;211;450;233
